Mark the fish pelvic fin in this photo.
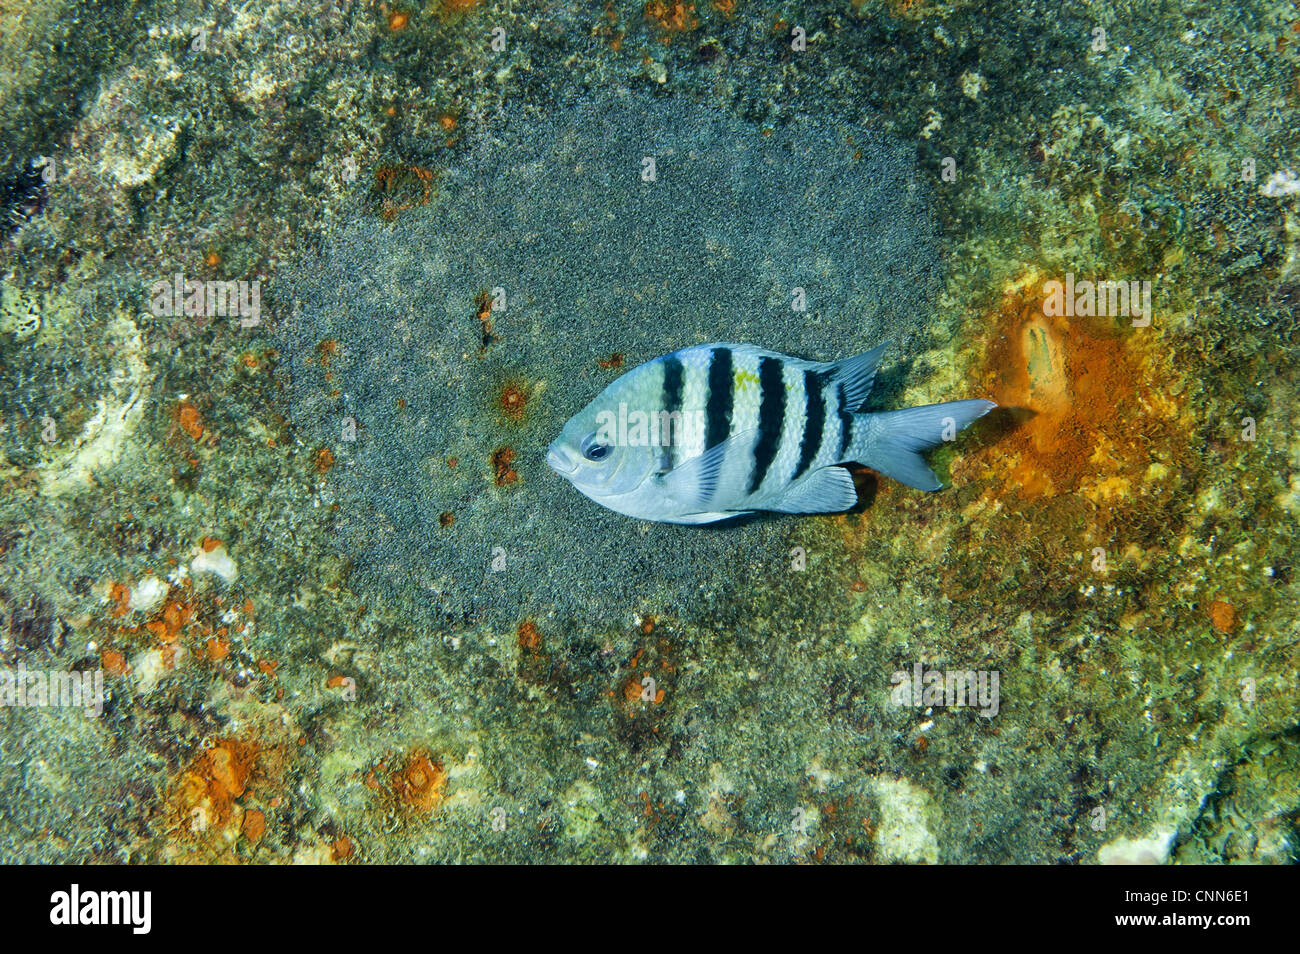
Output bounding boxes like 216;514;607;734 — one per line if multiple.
847;398;995;491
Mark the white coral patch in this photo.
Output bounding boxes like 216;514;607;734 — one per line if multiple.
128;576;168;614
191;544;238;584
39;312;149;497
1260;169;1300;198
870;776;940;864
1098;829;1174;865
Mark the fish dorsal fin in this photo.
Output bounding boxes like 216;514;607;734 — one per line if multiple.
768;466;859;514
661;429;757;509
828;341;890;411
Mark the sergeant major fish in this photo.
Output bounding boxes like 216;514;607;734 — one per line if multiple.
545;342;995;525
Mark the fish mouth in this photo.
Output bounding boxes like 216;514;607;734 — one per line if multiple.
546;443;579;477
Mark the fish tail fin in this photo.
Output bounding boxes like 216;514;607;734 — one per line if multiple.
847;399;996;491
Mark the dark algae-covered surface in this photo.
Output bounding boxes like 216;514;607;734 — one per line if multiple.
0;0;1297;866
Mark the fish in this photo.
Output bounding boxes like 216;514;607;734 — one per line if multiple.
546;342;995;525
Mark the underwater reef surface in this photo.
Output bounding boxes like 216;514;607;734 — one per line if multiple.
0;0;1297;865
282;89;940;628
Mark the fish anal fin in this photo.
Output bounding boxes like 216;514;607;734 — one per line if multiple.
672;510;750;525
768;466;859;514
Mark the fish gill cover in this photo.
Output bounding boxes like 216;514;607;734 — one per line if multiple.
281;89;940;628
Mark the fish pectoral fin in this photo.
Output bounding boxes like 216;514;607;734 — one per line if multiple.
768;466;859;514
829;341;890;411
661;429;758;509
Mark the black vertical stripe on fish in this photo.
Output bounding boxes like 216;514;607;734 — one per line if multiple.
837;382;854;459
661;355;685;414
660;354;684;470
704;346;733;451
748;357;786;494
793;370;825;480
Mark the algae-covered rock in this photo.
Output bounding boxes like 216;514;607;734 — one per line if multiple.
0;0;1297;869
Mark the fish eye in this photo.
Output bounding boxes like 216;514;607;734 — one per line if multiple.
580;434;611;462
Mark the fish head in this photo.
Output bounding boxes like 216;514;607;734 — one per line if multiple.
547;367;663;511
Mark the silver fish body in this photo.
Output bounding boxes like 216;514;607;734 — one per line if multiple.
546;342;994;525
